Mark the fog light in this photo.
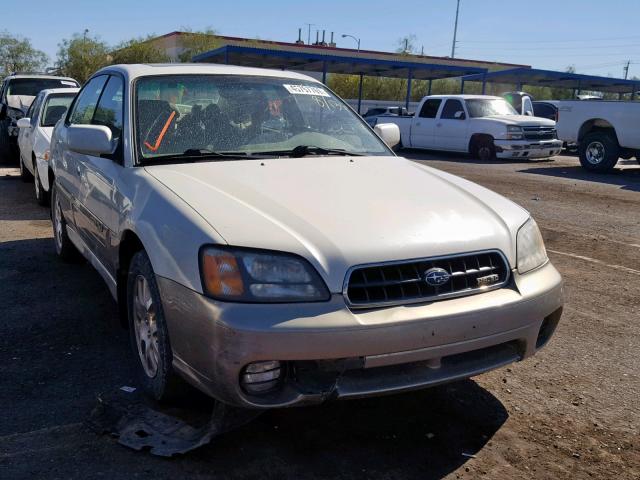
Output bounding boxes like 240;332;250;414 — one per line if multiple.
241;360;282;394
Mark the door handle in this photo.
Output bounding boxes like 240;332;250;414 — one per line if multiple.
416;122;421;126
436;123;442;127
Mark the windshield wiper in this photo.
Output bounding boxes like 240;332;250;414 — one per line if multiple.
140;149;272;165
256;145;364;158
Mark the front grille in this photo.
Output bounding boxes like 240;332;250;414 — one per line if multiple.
523;126;556;141
344;251;510;308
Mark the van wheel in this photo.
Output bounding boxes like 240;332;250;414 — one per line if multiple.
51;183;81;262
127;250;186;402
471;137;496;161
579;132;619;172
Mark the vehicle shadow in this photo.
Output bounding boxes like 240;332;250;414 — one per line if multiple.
184;379;507;479
520;164;640;193
400;148;555;166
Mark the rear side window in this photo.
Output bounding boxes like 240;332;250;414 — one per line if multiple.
419;99;442;118
93;76;124;137
69;75;108;125
440;99;465;119
41;94;76;127
534;103;556;119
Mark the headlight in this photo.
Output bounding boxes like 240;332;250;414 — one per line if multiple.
516;218;548;274
506;125;523;140
200;246;330;302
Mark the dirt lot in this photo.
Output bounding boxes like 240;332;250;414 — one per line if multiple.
1;153;639;479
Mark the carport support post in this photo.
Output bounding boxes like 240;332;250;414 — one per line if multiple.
481;74;487;95
460;78;465;94
427;79;432;96
405;69;413;110
322;61;327;84
224;48;229;65
357;74;364;114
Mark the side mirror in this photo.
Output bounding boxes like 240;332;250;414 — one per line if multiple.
67;125;114;156
454;110;466;120
374;123;400;148
17;118;31;128
0;104;6;120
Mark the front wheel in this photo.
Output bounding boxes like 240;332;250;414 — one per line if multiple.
20;157;33;182
34;163;49;206
470;137;496;161
127;250;186;402
578;132;619;172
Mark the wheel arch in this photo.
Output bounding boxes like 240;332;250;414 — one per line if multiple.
468;133;494;154
117;229;145;327
577;118;618;144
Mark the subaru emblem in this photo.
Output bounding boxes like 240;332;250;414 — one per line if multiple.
424;267;450;287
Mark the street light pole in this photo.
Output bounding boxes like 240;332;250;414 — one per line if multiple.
451;0;460;58
341;33;361;52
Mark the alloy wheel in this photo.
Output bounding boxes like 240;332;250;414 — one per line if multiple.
133;275;160;378
585;141;605;165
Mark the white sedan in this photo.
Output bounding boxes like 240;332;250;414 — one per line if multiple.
17;87;79;205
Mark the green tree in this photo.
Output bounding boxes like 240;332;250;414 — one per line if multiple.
111;35;170;64
395;34;418;55
0;31;48;76
56;32;110;83
177;28;220;62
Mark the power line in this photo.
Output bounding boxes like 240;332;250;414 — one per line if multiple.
459;34;640;44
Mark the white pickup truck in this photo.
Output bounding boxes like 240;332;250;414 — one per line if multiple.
384;95;562;161
554;100;640;172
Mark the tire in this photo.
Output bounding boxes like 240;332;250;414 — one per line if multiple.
20;156;33;182
578;132;619;172
51;182;82;262
471;137;496;161
127;250;186;402
34;162;49;206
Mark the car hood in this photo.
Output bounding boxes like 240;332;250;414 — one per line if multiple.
146;156;529;292
481;115;556;127
6;95;35;113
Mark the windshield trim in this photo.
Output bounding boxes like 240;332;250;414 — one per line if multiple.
131;73;394;167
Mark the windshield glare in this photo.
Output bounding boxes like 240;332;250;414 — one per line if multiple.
135;75;391;161
466;99;518;118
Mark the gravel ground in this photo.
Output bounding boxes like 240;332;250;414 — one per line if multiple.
0;153;638;479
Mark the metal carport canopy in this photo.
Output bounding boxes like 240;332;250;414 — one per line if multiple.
462;67;639;96
193;45;487;111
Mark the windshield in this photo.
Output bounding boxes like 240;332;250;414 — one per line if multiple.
40;93;76;127
466;99;518;118
7;79;79;97
135;75;391;162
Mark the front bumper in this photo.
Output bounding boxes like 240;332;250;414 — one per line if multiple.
158;261;563;408
495;139;563;159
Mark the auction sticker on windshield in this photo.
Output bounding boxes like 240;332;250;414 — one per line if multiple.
283;84;330;97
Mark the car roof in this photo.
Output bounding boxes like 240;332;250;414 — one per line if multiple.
426;94;503;100
92;63;321;83
38;87;80;96
3;74;78;82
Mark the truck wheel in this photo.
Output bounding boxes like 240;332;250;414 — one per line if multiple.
127;250;186;402
579;132;619;172
471;137;496;161
51;183;82;262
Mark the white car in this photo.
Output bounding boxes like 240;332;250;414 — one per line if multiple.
17;87;79;205
49;64;563;410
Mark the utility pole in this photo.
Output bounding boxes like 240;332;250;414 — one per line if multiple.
305;23;315;45
451;0;460;58
623;60;631;79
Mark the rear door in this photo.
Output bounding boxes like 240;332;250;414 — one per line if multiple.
410;98;442;148
56;75;109;233
18;92;43;170
434;99;469;151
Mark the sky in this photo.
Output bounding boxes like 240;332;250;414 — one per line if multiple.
4;0;640;78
